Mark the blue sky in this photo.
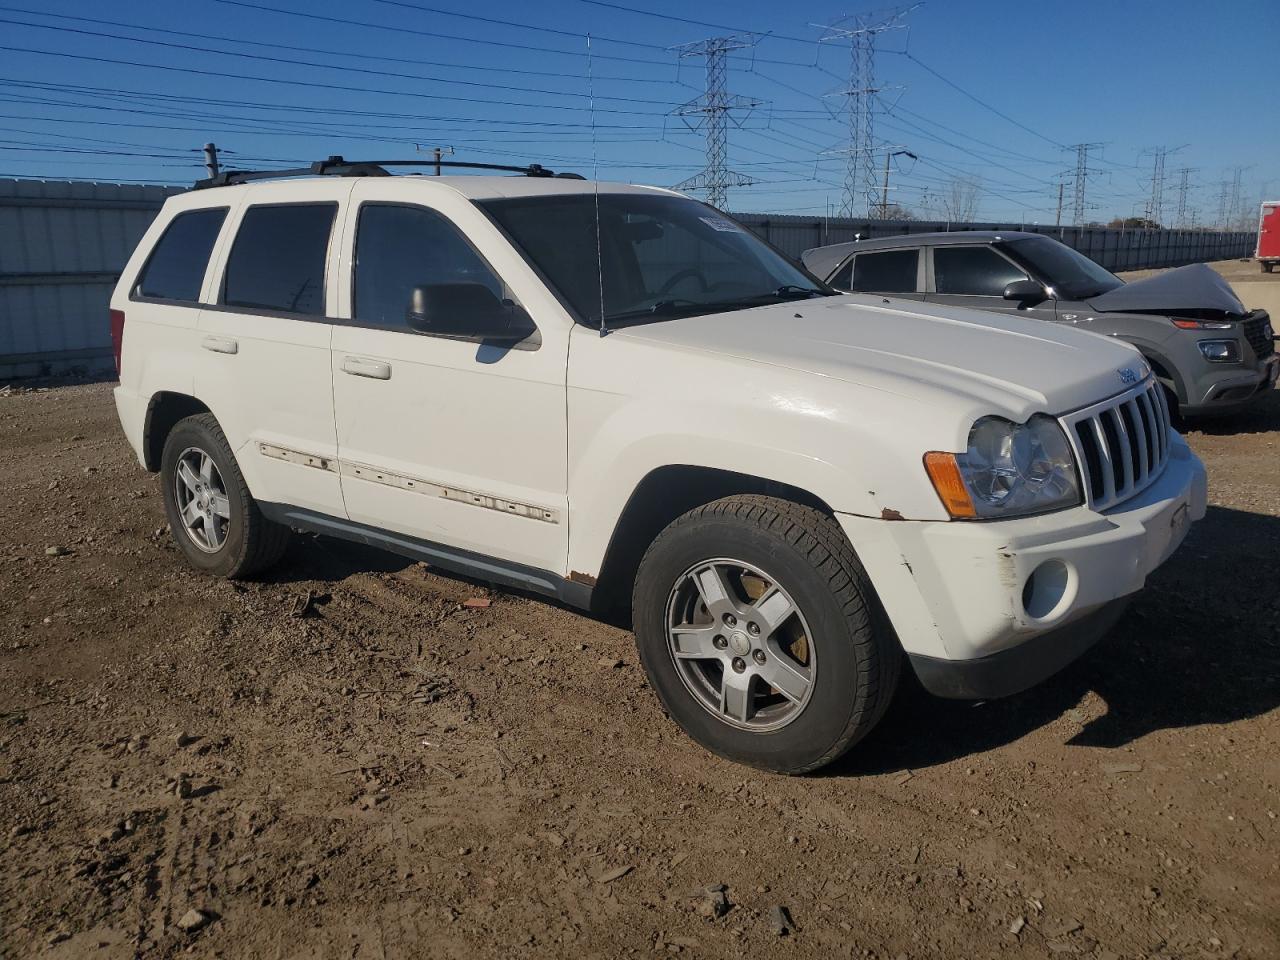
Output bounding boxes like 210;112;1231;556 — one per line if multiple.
0;0;1275;224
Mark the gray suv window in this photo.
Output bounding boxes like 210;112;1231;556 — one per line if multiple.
933;246;1026;296
847;249;918;293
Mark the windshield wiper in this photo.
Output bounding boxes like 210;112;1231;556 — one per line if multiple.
773;284;829;299
602;299;710;325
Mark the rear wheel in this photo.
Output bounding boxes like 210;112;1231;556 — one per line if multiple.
1263;261;1274;274
160;413;290;578
632;495;900;774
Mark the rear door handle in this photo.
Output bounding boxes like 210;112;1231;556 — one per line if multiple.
201;335;238;355
342;357;392;380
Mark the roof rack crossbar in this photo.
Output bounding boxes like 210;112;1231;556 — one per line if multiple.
193;155;584;189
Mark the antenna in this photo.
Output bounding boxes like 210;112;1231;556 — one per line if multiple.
587;34;607;336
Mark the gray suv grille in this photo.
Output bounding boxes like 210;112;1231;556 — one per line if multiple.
1244;311;1274;359
1061;379;1170;512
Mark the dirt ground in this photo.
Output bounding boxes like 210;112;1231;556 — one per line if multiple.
1;381;1277;960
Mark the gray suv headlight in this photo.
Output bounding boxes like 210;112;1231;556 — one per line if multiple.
926;415;1082;519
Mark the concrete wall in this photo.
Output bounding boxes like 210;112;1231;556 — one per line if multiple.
732;212;1258;273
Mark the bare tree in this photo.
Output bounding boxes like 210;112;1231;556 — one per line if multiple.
941;175;982;222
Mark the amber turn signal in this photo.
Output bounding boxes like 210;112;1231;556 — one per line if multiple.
923;452;977;519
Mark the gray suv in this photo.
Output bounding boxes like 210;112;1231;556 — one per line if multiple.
802;231;1278;417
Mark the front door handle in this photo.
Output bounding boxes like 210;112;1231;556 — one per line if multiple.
342;357;392;380
201;335;238;355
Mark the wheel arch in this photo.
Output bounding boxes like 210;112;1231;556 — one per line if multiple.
587;464;837;621
143;391;212;472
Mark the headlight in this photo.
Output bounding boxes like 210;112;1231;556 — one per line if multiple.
1197;340;1239;363
925;414;1082;519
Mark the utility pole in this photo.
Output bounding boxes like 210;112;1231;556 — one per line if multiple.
818;6;914;218
1055;181;1065;227
202;142;219;180
415;144;454;175
1066;142;1104;226
877;148;916;218
669;35;761;210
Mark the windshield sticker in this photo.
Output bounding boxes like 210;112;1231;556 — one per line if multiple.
699;216;743;233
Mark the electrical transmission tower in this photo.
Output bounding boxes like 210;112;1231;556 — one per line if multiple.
1066;143;1104;226
670;35;761;210
1173;167;1194;227
817;6;914;218
1144;146;1167;226
1226;167;1244;230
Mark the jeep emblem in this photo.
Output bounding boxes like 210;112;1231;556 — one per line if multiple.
1117;367;1138;385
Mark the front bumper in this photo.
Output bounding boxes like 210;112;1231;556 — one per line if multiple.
838;433;1207;698
1181;354;1278;415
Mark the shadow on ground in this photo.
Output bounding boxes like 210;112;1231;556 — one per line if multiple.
831;503;1280;776
248;491;1280;779
1182;384;1280;437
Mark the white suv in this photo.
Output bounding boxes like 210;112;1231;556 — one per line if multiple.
111;158;1207;773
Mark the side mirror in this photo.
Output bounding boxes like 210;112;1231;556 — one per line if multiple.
1003;279;1047;304
407;283;535;343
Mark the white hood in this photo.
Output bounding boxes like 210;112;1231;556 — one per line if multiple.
617;293;1145;420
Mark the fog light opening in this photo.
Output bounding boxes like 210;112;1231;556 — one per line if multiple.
1022;559;1073;621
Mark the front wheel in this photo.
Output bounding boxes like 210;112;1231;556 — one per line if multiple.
160;413;291;578
632;495;900;774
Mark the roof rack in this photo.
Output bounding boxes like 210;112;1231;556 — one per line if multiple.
193;155;586;190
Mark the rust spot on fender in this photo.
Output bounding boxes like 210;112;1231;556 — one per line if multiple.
568;571;598;587
880;507;905;521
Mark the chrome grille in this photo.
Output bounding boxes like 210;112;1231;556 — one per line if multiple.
1060;378;1170;512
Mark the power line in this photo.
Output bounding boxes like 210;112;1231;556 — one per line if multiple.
571;0;815;44
0;4;686;85
0;43;681;116
0;16;688;107
215;0;676;68
901;51;1065;150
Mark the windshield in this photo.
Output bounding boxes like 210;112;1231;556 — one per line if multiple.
480;193;831;326
1005;236;1123;300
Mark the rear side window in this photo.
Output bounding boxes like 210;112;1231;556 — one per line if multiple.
135;208;227;302
223;204;336;315
851;249;918;293
353;204;509;330
933;246;1027;296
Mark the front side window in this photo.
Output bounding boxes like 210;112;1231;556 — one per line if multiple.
135;208;227;302
851;249;918;293
933;246;1027;297
480;193;831;327
1004;237;1122;300
223;204;335;315
353;204;509;331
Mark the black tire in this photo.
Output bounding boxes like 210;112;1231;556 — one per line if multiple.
632;495;900;774
160;413;291;579
1263;262;1274;274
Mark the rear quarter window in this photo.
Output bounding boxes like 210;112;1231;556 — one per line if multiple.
135;207;228;302
851;249;918;293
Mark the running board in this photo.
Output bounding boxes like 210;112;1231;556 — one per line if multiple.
258;503;592;610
